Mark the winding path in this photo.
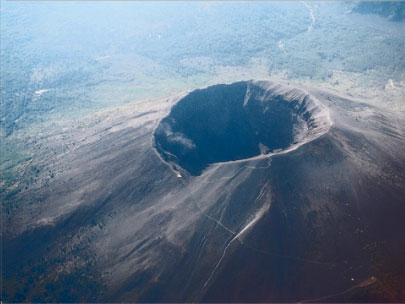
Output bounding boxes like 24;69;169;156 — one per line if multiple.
302;1;315;31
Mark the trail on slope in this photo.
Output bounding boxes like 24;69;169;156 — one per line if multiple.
202;186;271;288
302;1;315;31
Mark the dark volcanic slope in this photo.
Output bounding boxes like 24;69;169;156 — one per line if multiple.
3;80;405;303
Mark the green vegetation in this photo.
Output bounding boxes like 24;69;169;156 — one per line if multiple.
1;2;404;135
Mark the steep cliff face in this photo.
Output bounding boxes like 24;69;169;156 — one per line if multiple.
3;81;405;302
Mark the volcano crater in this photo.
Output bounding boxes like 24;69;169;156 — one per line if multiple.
154;80;332;176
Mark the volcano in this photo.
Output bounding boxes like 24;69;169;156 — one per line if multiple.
3;80;405;302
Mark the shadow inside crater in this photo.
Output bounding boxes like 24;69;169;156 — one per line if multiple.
154;81;328;176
